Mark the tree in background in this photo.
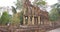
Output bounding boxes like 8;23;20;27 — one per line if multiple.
49;8;59;21
12;6;17;14
11;6;20;26
11;13;20;26
0;12;10;25
15;0;24;25
33;0;46;5
49;1;60;21
16;0;46;11
16;0;23;10
33;0;47;10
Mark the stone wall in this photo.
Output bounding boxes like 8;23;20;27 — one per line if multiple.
0;24;60;32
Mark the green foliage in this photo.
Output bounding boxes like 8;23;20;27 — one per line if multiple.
51;3;60;14
11;14;20;26
12;6;17;14
33;0;46;10
49;3;60;21
36;1;46;5
20;11;23;25
33;0;46;6
16;0;23;9
0;12;10;25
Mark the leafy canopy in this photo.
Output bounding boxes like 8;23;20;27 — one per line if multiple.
0;12;10;25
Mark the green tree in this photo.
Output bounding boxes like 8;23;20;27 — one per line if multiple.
16;0;23;9
11;13;20;26
33;0;47;10
49;8;59;21
0;12;10;25
12;6;17;14
49;2;60;21
15;0;24;25
34;0;46;5
11;6;20;26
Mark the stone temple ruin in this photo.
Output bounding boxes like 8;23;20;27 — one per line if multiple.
23;0;49;25
18;0;50;32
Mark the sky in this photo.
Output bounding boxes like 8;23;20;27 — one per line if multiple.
0;0;58;7
46;0;58;5
0;0;58;13
0;0;16;7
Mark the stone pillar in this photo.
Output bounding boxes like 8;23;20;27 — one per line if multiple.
24;8;26;15
32;16;34;25
28;16;31;25
38;16;40;25
32;7;34;15
23;16;26;25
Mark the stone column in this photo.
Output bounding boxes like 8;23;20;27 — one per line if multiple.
38;16;40;25
24;8;26;15
32;16;34;25
23;16;25;25
28;16;31;25
32;7;34;15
